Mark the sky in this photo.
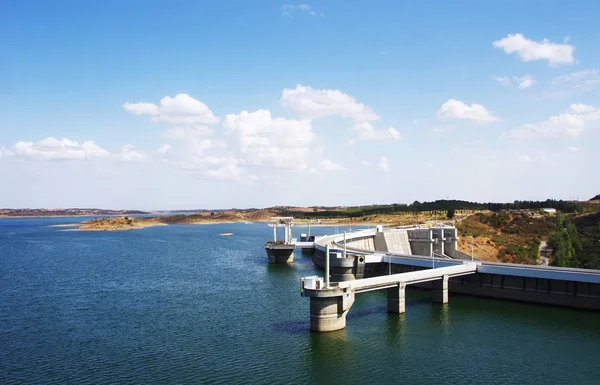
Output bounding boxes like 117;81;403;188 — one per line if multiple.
1;0;599;210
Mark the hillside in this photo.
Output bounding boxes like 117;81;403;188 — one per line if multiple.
456;211;557;264
572;211;600;269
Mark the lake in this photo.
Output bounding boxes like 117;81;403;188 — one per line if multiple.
1;218;599;384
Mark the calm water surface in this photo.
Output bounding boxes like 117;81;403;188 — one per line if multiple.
1;218;599;384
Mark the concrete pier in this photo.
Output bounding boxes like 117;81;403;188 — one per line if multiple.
265;217;296;264
432;275;449;304
265;244;295;263
308;290;355;332
387;282;406;314
302;264;476;332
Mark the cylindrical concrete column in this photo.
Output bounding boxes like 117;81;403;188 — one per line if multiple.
432;275;449;304
387;282;406;313
309;296;346;332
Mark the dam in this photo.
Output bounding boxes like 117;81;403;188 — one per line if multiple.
299;224;600;331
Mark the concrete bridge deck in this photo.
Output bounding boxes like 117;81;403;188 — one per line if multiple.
301;261;477;332
338;263;477;293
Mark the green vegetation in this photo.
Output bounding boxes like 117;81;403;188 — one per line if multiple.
447;208;455;219
548;214;581;267
278;199;589;219
572;212;600;269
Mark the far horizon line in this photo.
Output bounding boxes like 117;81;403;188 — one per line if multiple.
1;197;594;213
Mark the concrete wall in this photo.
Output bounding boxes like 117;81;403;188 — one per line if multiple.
374;232;387;252
382;230;411;254
407;228;432;256
363;262;600;311
344;235;375;251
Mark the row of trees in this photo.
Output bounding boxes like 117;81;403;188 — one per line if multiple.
279;199;587;219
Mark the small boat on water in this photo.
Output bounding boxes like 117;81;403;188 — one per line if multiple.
220;232;233;236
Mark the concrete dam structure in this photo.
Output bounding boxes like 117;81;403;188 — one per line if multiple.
301;225;600;331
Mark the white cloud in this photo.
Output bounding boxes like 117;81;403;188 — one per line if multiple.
0;146;14;157
569;104;595;114
377;156;389;172
162;126;213;141
204;157;244;181
157;144;172;156
519;153;547;163
10;137;111;161
507;104;599;139
281;4;323;17
493;75;535;89
319;159;344;172
568;146;580;152
552;69;600;91
515;75;535;89
281;84;379;121
492;33;575;65
353;122;402;141
437;99;499;123
224;109;314;149
224;109;314;171
493;76;512;87
122;102;159;116
118;145;147;162
123;94;219;125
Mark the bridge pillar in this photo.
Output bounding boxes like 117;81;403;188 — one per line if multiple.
307;289;355;332
432;275;449;304
387;282;406;314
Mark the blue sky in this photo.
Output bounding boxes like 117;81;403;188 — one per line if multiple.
1;0;599;209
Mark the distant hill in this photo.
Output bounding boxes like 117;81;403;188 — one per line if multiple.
590;194;600;201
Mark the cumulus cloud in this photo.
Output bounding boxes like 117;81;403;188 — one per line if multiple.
162;126;213;141
281;84;379;121
118;145;147;162
319;159;345;172
1;137;150;163
437;99;499;123
157;144;172;156
0;146;14;157
9;137;111;161
493;33;575;65
204;157;244;181
506;104;599;139
223;109;314;171
353;122;401;141
515;75;535;89
123;94;219;125
377;156;389;172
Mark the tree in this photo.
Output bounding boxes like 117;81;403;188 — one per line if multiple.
549;214;582;267
447;208;455;219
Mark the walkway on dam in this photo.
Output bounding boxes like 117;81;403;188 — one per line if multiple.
301;262;478;332
336;263;477;293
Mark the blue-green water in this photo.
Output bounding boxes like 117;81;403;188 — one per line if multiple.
1;218;599;384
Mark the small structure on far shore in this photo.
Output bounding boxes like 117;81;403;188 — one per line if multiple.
265;217;296;263
541;208;557;214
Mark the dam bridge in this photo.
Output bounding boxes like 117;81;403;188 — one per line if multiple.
297;225;600;332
